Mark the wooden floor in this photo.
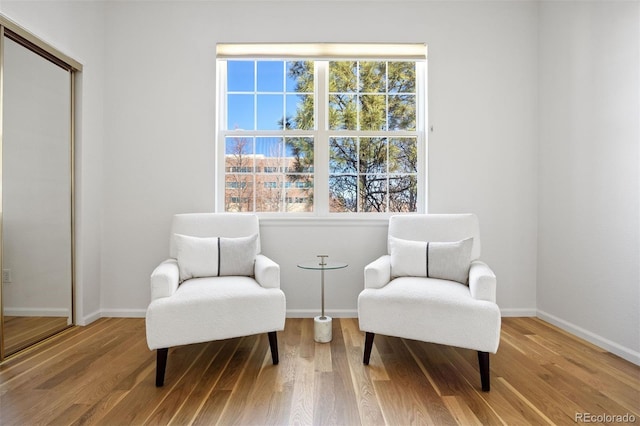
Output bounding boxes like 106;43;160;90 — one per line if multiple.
0;317;638;425
2;316;70;356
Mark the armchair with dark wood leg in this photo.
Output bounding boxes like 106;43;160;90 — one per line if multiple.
358;214;501;392
146;213;286;387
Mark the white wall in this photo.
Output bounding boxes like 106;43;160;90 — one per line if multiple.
0;0;106;324
3;0;635;364
99;0;539;318
537;1;640;364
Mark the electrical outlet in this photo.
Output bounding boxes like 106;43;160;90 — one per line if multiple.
2;269;12;283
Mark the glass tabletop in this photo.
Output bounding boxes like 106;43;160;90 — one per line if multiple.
297;260;348;270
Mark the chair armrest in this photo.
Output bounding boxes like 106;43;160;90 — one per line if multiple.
255;254;280;289
468;260;497;302
150;259;180;301
364;255;391;289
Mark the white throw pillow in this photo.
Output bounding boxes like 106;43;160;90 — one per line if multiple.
174;233;258;281
219;234;258;277
389;236;473;284
174;234;219;282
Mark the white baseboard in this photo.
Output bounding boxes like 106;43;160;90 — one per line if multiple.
286;309;357;318
77;309;144;326
82;308;540;320
537;310;640;366
100;309;146;318
80;308;356;324
288;308;538;318
501;308;537;317
4;307;71;317
79;310;102;326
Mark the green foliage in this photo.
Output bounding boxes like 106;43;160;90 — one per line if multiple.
225;59;419;213
285;60;418;212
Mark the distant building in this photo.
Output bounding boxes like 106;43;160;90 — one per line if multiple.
225;154;313;213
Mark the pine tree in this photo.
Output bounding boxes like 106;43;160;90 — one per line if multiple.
287;60;417;212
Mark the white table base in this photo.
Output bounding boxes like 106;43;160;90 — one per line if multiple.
314;315;332;343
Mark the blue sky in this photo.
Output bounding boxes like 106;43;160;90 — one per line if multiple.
227;60;305;131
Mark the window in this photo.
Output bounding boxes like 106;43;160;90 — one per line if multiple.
217;43;427;215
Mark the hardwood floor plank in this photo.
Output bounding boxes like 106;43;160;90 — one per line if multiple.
0;318;122;387
0;319;150;425
496;377;556;424
234;347;286;425
298;317;315;361
26;322;147;424
46;402;92;426
478;377;546;425
277;319;311;423
491;325;595;424
403;339;463;396
217;334;272;425
314;339;333;373
530;332;640;392
365;344;390;382
214;336;255;392
181;339;243;425
442;395;483;426
373;377;437;425
325;320;362;426
0;317;638;426
437;345;508;425
96;343;206;425
3;316;69;355
313;371;339;425
341;319;386;426
287;354;315;425
541;361;637;418
163;340;228;425
69;389;129;425
43;335;153;424
504;319;640;415
144;342;225;425
191;390;231;426
372;336;456;425
35;331;124;390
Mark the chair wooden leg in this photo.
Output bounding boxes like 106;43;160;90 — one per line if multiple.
156;348;168;387
478;351;490;392
268;331;279;365
363;332;375;365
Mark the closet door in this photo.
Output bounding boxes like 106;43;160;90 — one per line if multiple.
1;34;73;357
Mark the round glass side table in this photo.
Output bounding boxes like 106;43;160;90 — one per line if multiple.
297;255;348;343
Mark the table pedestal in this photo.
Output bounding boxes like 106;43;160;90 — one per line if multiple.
314;315;332;343
298;256;347;344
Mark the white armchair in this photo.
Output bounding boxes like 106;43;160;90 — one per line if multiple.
145;213;286;386
358;214;500;391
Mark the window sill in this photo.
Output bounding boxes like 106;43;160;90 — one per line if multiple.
258;214;403;228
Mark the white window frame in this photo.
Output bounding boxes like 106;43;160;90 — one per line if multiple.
215;43;428;217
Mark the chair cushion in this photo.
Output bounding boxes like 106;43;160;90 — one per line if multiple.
357;276;501;353
389;236;473;284
146;276;286;350
174;233;257;281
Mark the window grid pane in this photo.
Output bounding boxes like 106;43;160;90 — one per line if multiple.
329;61;417;132
221;57;422;215
329;136;417;213
227;60;314;131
